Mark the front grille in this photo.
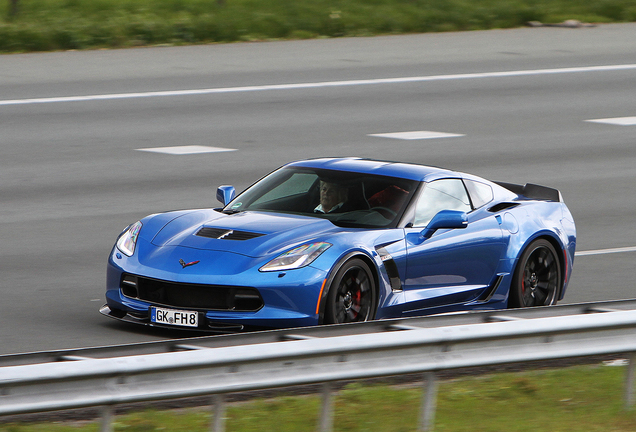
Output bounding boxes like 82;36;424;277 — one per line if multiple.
196;227;265;241
120;274;264;311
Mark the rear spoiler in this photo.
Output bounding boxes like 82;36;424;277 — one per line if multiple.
494;182;562;202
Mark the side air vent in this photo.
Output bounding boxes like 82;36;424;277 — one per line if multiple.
488;202;520;213
375;246;402;291
196;227;266;241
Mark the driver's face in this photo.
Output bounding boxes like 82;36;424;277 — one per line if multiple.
320;182;345;212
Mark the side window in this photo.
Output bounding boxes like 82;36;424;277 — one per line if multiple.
413;179;471;227
464;180;494;209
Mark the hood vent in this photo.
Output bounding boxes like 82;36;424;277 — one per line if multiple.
196;227;266;241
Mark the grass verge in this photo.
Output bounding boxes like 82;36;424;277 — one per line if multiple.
2;362;636;431
1;0;636;53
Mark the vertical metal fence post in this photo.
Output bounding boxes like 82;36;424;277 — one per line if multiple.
211;394;226;432
626;353;635;409
318;382;334;432
419;372;438;432
99;405;114;432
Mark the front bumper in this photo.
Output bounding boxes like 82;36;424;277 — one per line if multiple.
99;303;317;332
104;249;327;331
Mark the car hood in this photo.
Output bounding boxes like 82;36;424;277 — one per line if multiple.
149;210;341;258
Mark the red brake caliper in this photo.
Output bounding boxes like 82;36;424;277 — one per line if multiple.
521;271;526;294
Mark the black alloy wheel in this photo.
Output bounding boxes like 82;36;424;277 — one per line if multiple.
324;258;376;324
509;239;561;308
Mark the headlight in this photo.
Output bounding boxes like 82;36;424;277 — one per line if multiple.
260;242;331;272
116;221;142;257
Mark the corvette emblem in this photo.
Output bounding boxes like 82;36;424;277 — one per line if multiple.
179;259;200;269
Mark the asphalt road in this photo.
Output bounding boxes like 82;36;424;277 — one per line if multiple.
1;24;635;355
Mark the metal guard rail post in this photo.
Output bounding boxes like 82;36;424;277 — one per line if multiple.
3;310;636;432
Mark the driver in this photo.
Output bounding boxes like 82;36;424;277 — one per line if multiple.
314;181;348;213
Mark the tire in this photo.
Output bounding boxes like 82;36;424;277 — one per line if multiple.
509;239;561;308
324;258;377;324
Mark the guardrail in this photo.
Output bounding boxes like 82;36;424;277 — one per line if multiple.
5;299;636;367
3;302;636;432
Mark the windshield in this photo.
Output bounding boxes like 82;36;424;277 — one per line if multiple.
223;167;418;228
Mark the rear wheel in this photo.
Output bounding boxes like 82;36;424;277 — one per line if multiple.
509;239;561;308
324;258;376;324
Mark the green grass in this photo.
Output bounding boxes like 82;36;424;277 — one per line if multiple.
1;0;636;52
2;363;636;431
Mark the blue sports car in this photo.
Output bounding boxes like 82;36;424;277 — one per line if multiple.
101;158;576;331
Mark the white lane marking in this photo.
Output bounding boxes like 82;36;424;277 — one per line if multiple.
2;64;636;106
575;246;636;257
603;359;629;367
585;116;636;126
136;145;237;155
369;131;464;140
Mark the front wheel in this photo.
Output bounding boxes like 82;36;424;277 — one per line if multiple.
324;258;377;324
509;239;561;308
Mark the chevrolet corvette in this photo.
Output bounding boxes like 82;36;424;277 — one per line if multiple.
101;157;576;331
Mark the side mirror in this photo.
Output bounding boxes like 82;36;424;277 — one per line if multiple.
421;210;468;239
216;185;236;206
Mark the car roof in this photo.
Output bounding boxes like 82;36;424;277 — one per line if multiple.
287;157;458;182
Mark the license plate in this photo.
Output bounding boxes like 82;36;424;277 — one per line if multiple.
151;306;199;328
